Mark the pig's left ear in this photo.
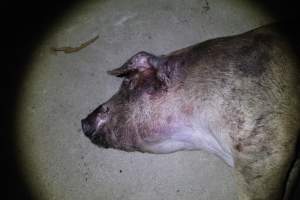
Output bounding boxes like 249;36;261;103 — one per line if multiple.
107;51;160;77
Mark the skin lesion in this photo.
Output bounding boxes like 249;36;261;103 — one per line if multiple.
234;143;243;152
180;104;194;116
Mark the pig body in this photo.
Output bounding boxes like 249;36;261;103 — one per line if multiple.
81;23;300;200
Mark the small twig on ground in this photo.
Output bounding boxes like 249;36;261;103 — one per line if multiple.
51;35;99;54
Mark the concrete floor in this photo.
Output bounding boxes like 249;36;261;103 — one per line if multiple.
17;0;274;199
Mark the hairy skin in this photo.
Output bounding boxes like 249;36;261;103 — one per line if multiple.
81;23;300;200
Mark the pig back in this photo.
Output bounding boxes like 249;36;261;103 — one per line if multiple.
176;24;300;199
172;23;300;157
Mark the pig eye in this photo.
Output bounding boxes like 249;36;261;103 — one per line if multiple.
128;80;136;90
124;78;137;90
100;105;109;113
103;106;109;113
127;60;133;66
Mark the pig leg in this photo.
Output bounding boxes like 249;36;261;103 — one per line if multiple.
235;155;293;200
283;151;300;199
233;129;297;200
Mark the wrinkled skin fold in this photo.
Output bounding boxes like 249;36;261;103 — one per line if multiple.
81;23;300;200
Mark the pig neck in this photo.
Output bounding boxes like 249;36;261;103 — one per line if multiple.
156;84;235;167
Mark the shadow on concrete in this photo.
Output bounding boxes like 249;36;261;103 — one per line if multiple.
2;1;81;199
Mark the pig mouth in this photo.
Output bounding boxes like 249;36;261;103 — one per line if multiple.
88;131;110;149
81;119;110;148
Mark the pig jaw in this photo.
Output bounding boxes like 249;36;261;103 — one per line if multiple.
139;126;234;167
86;111;234;167
121;92;235;166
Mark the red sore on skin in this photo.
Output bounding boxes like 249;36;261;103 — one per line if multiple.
181;104;194;116
234;143;243;152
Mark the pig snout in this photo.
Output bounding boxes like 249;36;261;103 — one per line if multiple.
81;104;110;139
81;118;95;138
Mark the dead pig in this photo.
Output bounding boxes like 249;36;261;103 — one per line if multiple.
81;23;300;200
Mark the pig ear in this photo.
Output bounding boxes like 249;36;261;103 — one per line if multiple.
107;51;160;77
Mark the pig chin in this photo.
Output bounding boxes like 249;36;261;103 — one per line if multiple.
90;129;145;152
89;127;111;148
88;126;135;151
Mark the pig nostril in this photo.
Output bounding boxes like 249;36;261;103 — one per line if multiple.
81;119;95;138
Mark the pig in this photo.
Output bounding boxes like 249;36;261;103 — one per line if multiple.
81;23;300;200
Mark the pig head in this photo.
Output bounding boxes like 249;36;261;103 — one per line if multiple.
81;51;216;156
81;23;300;200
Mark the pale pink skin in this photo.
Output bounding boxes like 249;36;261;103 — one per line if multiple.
81;23;300;200
82;49;236;166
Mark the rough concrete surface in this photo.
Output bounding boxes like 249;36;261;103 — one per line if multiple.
17;0;274;199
